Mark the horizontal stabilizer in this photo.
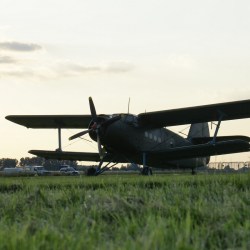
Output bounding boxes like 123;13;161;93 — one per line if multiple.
138;99;250;128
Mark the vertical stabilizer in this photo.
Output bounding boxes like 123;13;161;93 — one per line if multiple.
188;122;210;139
187;122;210;165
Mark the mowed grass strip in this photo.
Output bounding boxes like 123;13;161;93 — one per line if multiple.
0;174;249;250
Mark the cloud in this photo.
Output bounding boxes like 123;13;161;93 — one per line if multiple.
58;62;101;74
165;54;196;70
227;89;250;101
0;40;134;80
0;56;135;80
0;41;42;52
105;61;134;73
0;70;35;79
0;56;17;64
56;61;134;76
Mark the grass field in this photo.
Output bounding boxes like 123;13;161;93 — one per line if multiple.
0;173;249;250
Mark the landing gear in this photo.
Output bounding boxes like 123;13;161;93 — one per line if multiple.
86;167;97;176
191;168;196;175
85;153;119;176
141;167;153;175
141;152;153;175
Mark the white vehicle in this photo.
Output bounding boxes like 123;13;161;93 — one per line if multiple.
59;166;79;175
3;167;24;175
24;166;50;176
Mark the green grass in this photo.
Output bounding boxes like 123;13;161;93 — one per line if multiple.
0;174;249;250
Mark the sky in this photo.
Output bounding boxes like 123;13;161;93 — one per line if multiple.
0;0;250;163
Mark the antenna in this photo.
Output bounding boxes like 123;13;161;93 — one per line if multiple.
128;97;130;114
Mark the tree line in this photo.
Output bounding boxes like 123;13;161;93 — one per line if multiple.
0;157;77;171
0;157;140;171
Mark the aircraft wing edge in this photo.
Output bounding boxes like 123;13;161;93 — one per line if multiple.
29;150;101;162
6;115;92;129
148;139;250;161
138;99;250;128
28;150;129;163
190;135;250;144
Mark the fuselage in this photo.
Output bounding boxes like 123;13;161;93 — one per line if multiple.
89;114;208;168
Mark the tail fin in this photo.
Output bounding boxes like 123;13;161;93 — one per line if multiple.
187;122;210;165
187;122;210;139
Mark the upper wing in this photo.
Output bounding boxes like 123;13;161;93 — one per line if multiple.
5;115;92;128
138;99;250;128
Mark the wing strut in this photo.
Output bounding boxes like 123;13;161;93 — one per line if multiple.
211;112;224;144
86;153;119;176
57;127;62;152
96;162;118;175
143;152;146;168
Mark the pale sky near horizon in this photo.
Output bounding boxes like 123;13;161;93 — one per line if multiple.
1;0;250;163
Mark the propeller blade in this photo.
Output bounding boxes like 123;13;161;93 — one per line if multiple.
71;97;114;159
96;132;105;159
89;97;97;121
69;129;92;141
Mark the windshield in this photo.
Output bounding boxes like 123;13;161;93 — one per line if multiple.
122;114;138;125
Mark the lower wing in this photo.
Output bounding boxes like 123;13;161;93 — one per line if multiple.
28;150;128;163
29;139;250;163
147;139;250;161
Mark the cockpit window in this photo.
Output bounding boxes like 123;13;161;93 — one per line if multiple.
110;114;120;118
122;114;138;126
126;115;134;123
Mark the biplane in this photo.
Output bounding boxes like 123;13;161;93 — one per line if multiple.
6;98;250;175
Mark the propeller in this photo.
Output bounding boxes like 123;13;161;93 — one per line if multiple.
69;97;120;159
89;96;97;121
68;129;92;141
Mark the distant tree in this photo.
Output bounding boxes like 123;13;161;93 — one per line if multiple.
120;165;127;171
19;157;44;167
127;163;139;171
75;164;90;171
18;157;78;170
0;158;18;170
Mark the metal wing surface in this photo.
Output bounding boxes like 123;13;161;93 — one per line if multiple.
29;140;250;163
5;115;92;129
138;99;250;128
190;135;250;144
29;150;129;163
147;140;250;162
29;150;101;161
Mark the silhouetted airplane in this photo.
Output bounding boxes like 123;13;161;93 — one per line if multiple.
6;98;250;175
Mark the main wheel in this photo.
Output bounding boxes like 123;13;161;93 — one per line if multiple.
86;167;97;176
141;167;153;176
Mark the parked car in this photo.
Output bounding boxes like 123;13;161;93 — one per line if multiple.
59;166;79;175
3;167;24;175
24;166;50;176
